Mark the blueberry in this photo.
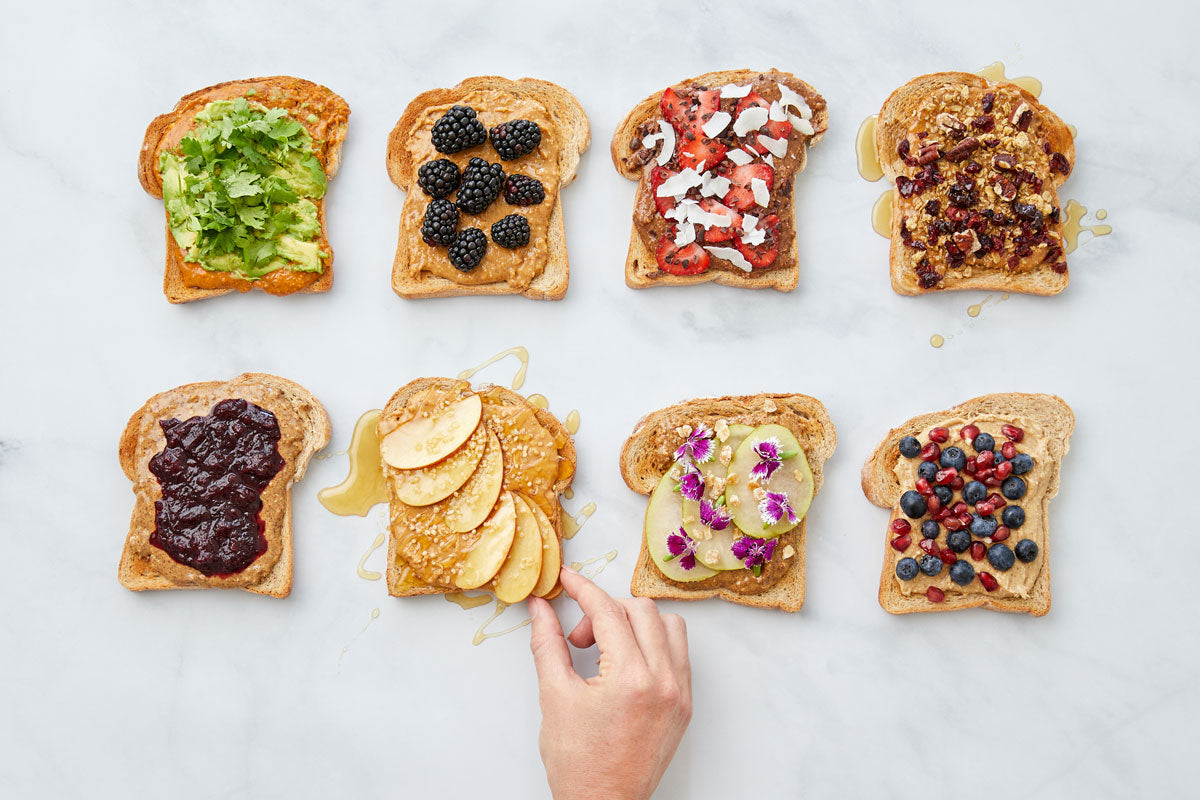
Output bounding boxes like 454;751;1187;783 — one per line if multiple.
947;529;971;553
970;514;998;537
899;436;921;458
1002;476;1027;500
896;557;920;580
939;446;967;470
1011;453;1034;475
972;432;995;452
900;490;927;519
933;485;953;505
1014;538;1039;562
962;481;987;504
987;543;1016;571
1002;505;1025;529
919;554;943;577
921;520;940;539
917;461;938;481
992;449;1006;464
949;560;976;586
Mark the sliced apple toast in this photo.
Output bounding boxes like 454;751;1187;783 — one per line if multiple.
380;378;575;602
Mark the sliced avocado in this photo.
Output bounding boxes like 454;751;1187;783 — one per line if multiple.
288;198;321;240
644;464;717;583
274;152;326;198
275;235;322;272
726;424;814;538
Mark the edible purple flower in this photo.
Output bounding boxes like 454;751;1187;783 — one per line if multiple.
751;437;783;481
677;463;705;501
699;498;731;531
664;526;699;570
758;491;797;527
674;425;716;464
731;535;779;575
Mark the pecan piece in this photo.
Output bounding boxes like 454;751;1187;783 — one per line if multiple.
943;137;980;161
993;153;1018;171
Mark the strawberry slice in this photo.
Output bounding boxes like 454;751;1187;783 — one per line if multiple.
656;235;710;275
697;198;741;243
650;166;678;217
695;89;722;128
677;132;728;172
735;91;793;153
660;88;692;133
722;163;775;211
734;214;780;269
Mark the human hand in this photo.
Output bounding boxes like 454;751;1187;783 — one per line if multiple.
527;568;692;800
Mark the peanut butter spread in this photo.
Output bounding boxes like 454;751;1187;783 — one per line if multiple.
401;90;560;288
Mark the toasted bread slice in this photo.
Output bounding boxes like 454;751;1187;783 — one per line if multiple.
612;69;827;292
118;373;330;597
875;72;1074;296
862;393;1073;616
621;393;836;612
139;76;350;303
382;378;576;601
387;77;590;300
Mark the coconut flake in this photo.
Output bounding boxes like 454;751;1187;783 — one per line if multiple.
750;177;770;208
656;120;676;166
702;111;731;139
763;153;775;168
674;222;697;246
727;149;754;166
705;246;753;272
733;106;769;137
720;83;752;99
789;114;815;136
768;101;788;122
641;132;661;149
740;214;766;246
757;134;788;158
656;168;703;199
699;171;732;198
777;83;812;119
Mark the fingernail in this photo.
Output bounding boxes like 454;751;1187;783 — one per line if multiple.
561;565;579;575
528;597;541;617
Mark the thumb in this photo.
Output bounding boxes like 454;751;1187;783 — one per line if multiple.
527;596;579;689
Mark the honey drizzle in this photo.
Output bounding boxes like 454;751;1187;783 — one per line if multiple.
561;501;597;540
569;549;619;580
871;190;893;238
338;607;381;664
976;62;1042;98
856;115;883;182
318;409;388;516
565;409;581;435
356;533;385;581
457;346;530;390
1061;200;1112;253
526;393;549;409
931;294;1011;348
472;601;531;646
446;591;492;610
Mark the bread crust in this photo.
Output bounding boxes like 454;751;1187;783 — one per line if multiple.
875;72;1074;297
861;393;1074;616
611;69;827;292
386;76;590;301
382;378;575;601
138;76;350;303
118;373;331;597
621;393;836;612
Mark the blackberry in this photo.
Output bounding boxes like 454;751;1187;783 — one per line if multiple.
420;199;459;246
430;105;487;154
447;227;487;272
503;174;546;206
491;214;530;249
417;158;461;198
455;157;505;214
489;119;542;160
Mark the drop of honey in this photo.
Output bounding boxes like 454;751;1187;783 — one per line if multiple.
871;190;893;238
856;116;883;182
930;334;945;349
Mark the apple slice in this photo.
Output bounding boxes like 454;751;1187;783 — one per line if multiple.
391;421;488;506
494;495;545;603
726;424;813;538
381;393;482;470
442;427;504;533
455;492;517;589
525;495;562;597
682;424;752;570
644;464;717;582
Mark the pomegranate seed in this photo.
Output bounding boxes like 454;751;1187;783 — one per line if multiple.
891;518;912;534
958;511;973;526
929;427;949;443
986;493;1007;509
978;571;999;591
890;534;912;551
933;508;952;521
976;501;995;516
944;516;964;531
971;542;986;561
953;502;969;515
976;467;994;481
919;538;938;555
951;476;965;490
926;494;943;515
935;467;957;485
960;424;979;441
984;476;1003;487
919;442;942;461
1002;425;1024;443
995;461;1013;479
926;586;946;603
939;547;957;564
916;478;933;496
964;460;978;475
976;450;994;468
1001;441;1017;459
992;526;1010;542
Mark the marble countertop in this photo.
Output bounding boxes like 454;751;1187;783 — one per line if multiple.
2;0;1197;796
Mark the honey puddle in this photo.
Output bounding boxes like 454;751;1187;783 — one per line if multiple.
446;591;492;610
457;346;529;390
871;190;893;238
931;293;1011;348
526;393;549;409
472;602;531;646
318;409;388;516
976;61;1042;98
569;550;619;581
1061;200;1112;253
561;501;597;540
356;532;385;581
856;116;882;182
338;607;381;664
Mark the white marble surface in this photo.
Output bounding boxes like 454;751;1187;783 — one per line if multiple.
2;0;1198;796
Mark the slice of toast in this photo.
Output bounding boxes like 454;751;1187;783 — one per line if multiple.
621;393;836;612
862;393;1073;615
611;69;827;291
875;72;1074;296
382;378;576;601
118;373;331;597
386;77;590;300
139;76;350;303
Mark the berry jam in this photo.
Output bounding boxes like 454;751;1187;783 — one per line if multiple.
148;399;285;576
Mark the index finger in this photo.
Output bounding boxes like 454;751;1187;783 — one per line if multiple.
558;568;643;668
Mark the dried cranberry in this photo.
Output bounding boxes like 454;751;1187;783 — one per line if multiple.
1013;202;1044;229
971;115;995;132
981;92;995;113
1049;152;1071;176
925;199;941;216
897;139;910;159
1051;262;1068;274
965;160;982;174
897;176;917;198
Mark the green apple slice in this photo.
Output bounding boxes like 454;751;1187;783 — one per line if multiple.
644;464;717;582
726;424;814;538
682;424;752;570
